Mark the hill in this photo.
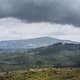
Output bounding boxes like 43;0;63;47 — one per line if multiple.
0;36;79;50
31;43;80;68
0;43;80;71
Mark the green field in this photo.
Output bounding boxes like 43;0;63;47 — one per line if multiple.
0;68;80;80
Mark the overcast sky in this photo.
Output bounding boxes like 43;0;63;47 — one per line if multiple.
0;0;80;42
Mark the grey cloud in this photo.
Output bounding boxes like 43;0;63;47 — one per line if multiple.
0;0;80;26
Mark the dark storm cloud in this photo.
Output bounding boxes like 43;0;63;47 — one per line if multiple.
0;0;80;26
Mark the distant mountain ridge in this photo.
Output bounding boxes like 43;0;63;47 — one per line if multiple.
0;36;79;50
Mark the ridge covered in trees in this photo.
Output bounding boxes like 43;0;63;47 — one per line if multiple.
0;43;80;71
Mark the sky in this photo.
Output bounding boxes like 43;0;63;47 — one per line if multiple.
0;0;80;42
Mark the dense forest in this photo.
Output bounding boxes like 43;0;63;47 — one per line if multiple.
0;43;80;71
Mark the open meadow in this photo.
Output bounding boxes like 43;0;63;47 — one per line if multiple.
0;68;80;80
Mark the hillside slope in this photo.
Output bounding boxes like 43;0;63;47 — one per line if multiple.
0;43;80;72
0;37;79;50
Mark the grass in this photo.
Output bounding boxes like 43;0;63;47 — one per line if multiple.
0;68;80;80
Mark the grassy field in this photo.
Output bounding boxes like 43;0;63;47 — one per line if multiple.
0;68;80;80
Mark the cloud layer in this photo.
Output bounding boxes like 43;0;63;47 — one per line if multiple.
0;17;80;42
0;0;80;26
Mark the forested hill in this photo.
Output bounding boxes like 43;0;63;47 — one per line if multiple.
0;43;80;71
31;43;80;55
29;43;80;68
